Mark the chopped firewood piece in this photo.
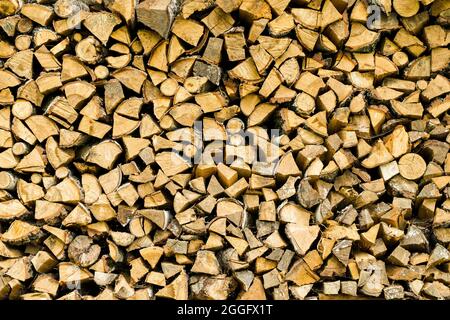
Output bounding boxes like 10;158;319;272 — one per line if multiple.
21;4;54;27
83;12;121;45
388;246;411;267
224;32;246;62
172;18;204;47
86;140;122;170
202;7;234;37
305;111;328;137
215;0;240;13
191;250;220;275
239;0;272;23
393;0;420;17
259;68;282;98
68;235;101;267
345;23;379;52
285;224;320;256
398;153;426;180
229;58;261;82
248;103;277;127
137;0;180;38
155;271;188;300
112;67;147;94
361;140;394;169
1;220;43;245
426;244;450;269
268;13;294;37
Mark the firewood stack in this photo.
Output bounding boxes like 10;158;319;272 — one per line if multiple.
0;0;449;300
